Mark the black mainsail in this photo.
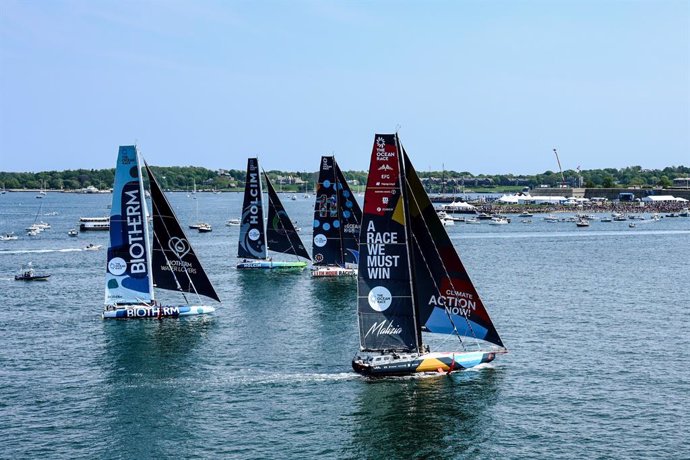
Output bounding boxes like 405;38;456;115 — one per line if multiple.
238;158;267;260
264;172;311;260
357;134;421;352
145;163;220;302
312;156;362;267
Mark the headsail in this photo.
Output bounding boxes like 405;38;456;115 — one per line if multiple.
264;172;311;260
402;145;505;348
238;158;267;260
105;146;154;305
335;161;362;265
357;134;420;352
145;163;220;302
312;156;362;266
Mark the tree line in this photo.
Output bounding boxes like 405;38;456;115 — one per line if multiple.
0;165;687;192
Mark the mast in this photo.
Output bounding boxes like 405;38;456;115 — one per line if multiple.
259;160;268;259
334;158;346;266
395;134;422;352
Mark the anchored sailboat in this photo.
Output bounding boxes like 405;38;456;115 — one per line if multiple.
352;134;506;376
311;156;362;277
103;146;220;319
236;158;311;269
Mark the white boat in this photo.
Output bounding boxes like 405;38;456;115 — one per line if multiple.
352;133;505;376
103;146;220;319
465;217;480;224
1;232;18;241
489;217;509;225
576;218;590;227
197;223;213;233
226;218;241;226
79;216;110;231
84;243;102;251
543;215;559;223
67;229;78;237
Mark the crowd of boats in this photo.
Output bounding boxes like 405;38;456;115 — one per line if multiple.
5;136;689;377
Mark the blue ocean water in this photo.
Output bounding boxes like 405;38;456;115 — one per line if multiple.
1;192;688;459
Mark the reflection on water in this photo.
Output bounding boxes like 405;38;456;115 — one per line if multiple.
98;317;215;458
347;367;502;459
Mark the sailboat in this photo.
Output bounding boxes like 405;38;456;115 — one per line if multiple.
311;156;362;277
103;146;220;319
236;158;311;269
352;134;506;376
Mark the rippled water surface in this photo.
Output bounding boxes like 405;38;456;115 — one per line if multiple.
1;192;689;459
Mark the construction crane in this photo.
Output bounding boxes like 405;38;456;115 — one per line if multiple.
553;148;566;187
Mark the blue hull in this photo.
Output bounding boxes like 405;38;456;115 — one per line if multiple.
102;305;215;319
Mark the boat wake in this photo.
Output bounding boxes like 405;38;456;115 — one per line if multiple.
224;372;358;387
0;248;85;255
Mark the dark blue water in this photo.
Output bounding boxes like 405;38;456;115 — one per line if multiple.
1;192;689;459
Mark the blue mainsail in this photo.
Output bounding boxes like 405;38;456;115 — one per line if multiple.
105;146;154;305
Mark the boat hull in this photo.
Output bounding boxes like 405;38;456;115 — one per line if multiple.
102;305;215;319
311;266;357;277
236;260;307;270
15;274;50;281
352;351;497;376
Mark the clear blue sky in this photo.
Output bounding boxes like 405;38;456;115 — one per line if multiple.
1;0;688;174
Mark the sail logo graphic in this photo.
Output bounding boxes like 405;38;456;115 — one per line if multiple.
314;234;327;247
368;286;392;312
375;137;393;161
124;188;147;274
378;164;393;171
248;228;261;241
168;237;190;259
365;319;402;337
108;257;127;276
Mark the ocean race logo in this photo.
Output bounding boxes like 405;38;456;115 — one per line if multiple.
367;285;392;312
365;221;401;279
375;136;394;161
108;257;127;276
313;234;327;247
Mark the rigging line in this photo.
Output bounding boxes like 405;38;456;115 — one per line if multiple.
403;165;481;350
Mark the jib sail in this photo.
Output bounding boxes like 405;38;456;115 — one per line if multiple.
264;172;311;260
145;163;220;302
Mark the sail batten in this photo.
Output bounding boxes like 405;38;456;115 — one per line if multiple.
145;163;220;302
105;146;154;305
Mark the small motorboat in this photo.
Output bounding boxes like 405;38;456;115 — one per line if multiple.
576;218;590;227
68;229;78;237
198;223;212;233
489;217;509;225
84;243;103;251
226;218;241;226
15;262;51;281
1;232;18;241
629;223;636;228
